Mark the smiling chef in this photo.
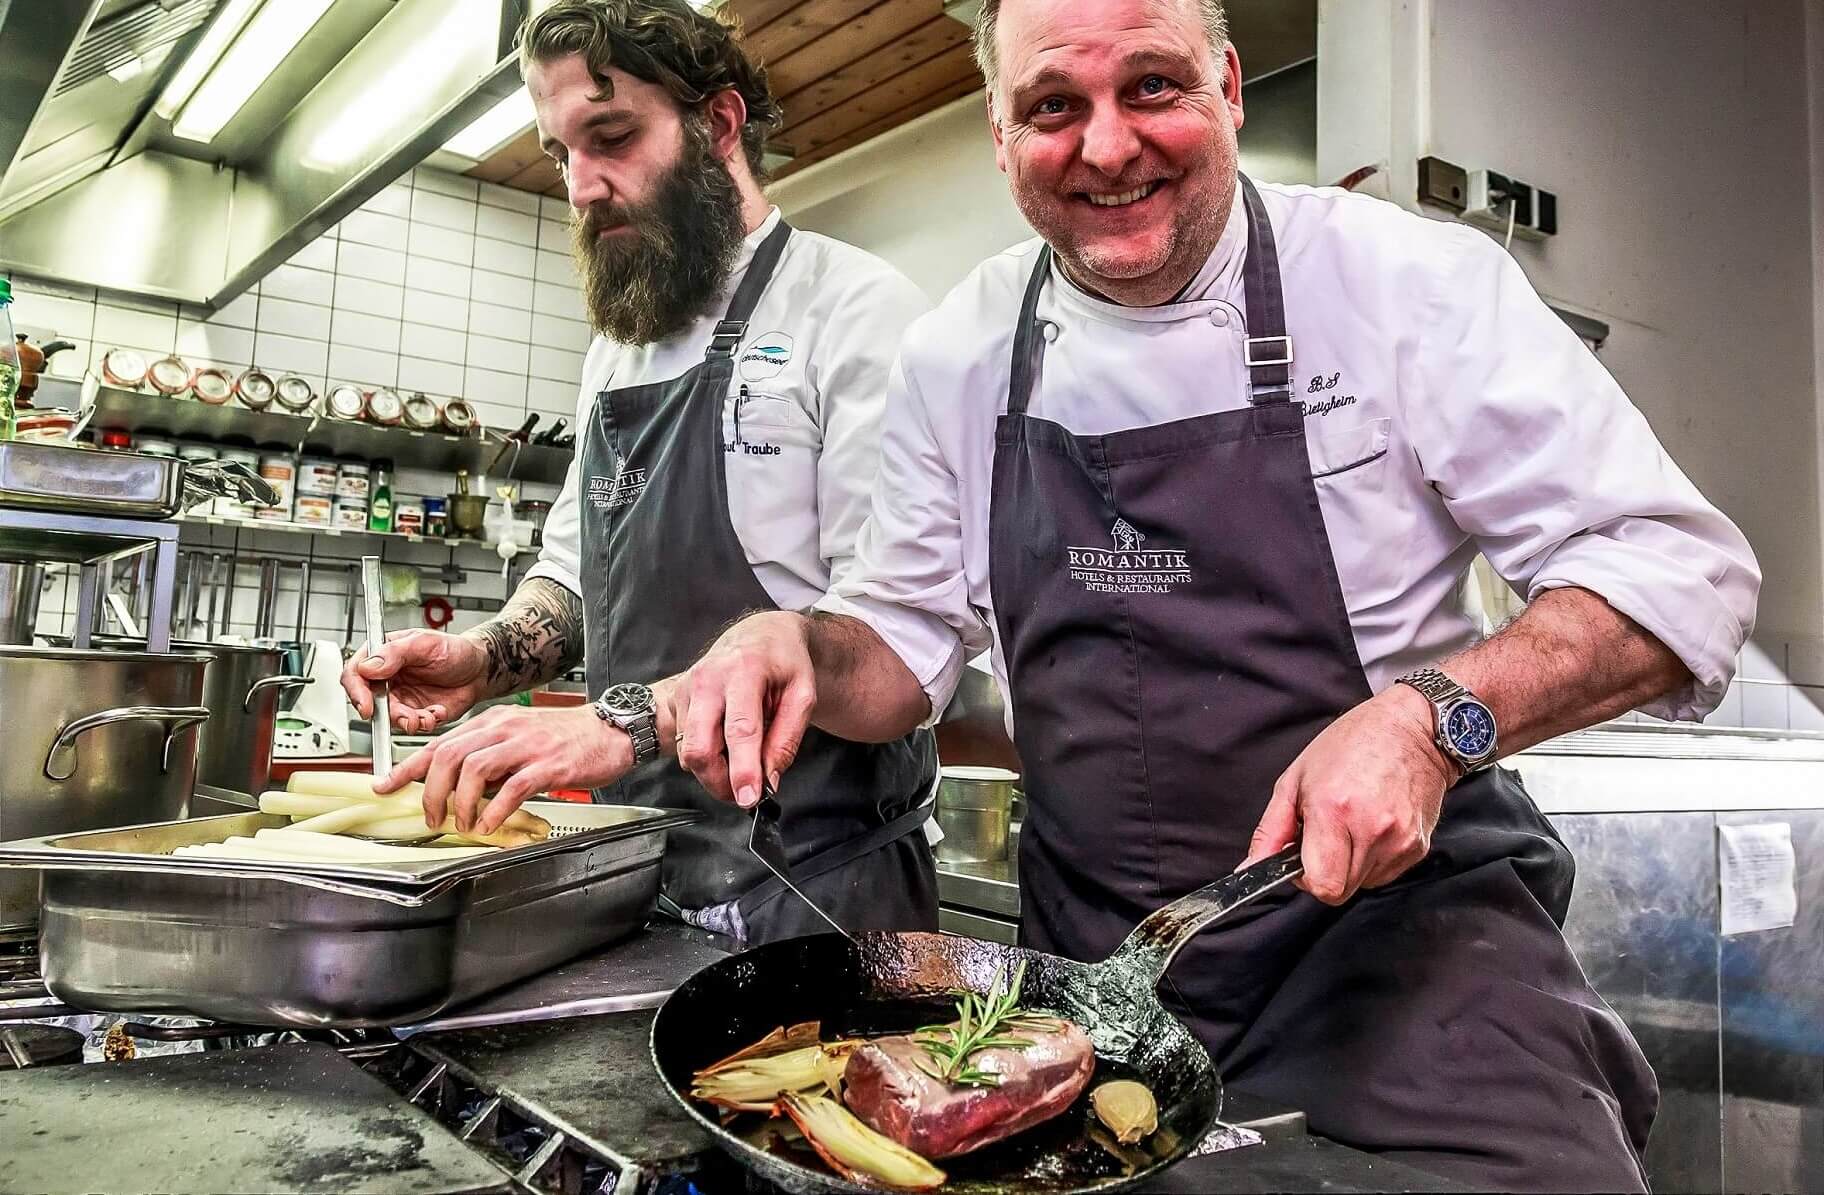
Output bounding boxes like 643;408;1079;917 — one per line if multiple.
665;0;1762;1188
343;0;938;947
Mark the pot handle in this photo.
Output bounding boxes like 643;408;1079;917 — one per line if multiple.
1105;844;1303;983
244;674;311;711
44;705;213;782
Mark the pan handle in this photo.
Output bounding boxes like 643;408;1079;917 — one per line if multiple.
43;705;212;782
244;674;312;711
1105;844;1303;982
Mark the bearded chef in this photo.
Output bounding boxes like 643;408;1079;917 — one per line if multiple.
666;0;1761;1188
341;0;938;947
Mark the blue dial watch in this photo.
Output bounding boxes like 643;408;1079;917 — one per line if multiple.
1396;667;1498;775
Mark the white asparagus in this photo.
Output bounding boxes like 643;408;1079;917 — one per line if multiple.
273;779;553;847
285;772;426;803
259;791;421;819
251;828;495;860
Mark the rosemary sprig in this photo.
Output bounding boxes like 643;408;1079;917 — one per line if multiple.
912;961;1057;1088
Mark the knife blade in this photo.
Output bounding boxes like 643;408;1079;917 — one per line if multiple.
748;787;853;941
361;555;392;779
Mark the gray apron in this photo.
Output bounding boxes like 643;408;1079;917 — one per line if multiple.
579;220;937;946
988;177;1657;1192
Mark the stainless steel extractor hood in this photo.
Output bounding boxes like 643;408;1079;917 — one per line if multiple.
0;0;531;308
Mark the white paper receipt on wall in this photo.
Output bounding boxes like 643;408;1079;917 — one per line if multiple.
1717;822;1798;936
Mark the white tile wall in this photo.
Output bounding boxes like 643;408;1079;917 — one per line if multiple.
9;166;588;645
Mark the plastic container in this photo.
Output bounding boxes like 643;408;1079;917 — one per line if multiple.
217;446;262;518
294;494;334;527
335;459;370;501
136;437;178;459
176;443;218;467
422;497;448;539
393;496;425;537
332;498;368;531
297;455;340;497
256;449;297;521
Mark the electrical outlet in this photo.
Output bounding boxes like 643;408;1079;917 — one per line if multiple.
1416;156;1557;239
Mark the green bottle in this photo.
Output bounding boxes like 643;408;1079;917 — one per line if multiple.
368;457;394;533
0;280;17;442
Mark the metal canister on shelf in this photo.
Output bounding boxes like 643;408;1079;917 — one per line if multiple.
256;448;297;521
235;368;277;410
192;367;234;405
176;443;218;467
402;392;440;430
324;384;367;421
366;388;404;427
422;497;448;539
335;458;370;501
146;354;193;397
273;375;315;413
217;446;262;517
441;399;477;435
332;498;368;531
296;454;340;498
294;494;334;527
136;436;177;458
393;495;425;537
100;348;149;389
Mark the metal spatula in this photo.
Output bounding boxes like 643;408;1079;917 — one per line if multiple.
748;788;852;941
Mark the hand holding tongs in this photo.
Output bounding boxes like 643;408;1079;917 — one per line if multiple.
748;784;853;941
361;555;392;778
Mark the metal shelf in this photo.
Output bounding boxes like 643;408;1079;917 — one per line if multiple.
38;379;573;486
178;511;499;552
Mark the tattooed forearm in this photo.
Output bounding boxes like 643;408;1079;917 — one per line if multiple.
460;576;585;696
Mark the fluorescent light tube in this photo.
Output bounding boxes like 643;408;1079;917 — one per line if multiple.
170;0;336;144
442;86;536;160
154;0;264;121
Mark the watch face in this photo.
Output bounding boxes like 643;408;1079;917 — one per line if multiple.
603;682;654;717
1444;700;1497;760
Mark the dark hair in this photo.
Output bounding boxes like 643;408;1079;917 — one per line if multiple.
517;0;783;178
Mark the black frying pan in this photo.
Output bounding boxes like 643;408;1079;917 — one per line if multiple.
651;844;1304;1194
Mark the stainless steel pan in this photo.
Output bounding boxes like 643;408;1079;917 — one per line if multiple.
650;845;1303;1194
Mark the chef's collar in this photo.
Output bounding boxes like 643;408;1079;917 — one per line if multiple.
1047;183;1248;325
731;205;784;275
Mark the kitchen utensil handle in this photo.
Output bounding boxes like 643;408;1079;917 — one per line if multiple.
1106;844;1304;982
244;674;312;711
361;556;392;778
43;705;212;782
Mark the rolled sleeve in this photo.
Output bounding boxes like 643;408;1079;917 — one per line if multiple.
1412;227;1760;720
523;455;583;598
820;346;984;725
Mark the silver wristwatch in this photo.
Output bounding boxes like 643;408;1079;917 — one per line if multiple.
1394;667;1499;775
594;682;660;767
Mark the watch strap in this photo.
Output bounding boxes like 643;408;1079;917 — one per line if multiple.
1397;667;1465;703
593;694;661;766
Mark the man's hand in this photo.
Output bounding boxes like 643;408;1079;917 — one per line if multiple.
376;704;635;834
670;611;819;809
1242;683;1455;905
342;629;491;735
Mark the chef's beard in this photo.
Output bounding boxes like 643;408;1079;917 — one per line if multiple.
570;118;746;346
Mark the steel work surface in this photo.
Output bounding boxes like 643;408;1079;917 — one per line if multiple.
0;1043;511;1194
412;1010;1471;1194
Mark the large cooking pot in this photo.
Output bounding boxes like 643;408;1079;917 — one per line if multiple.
0;646;209;930
50;635;308;797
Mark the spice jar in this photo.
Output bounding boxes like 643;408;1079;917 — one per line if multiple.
393;495;425;537
422;496;448;539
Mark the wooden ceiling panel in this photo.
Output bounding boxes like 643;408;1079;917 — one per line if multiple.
776;73;982;177
776;13;970;128
764;0;944;98
469;126;547;185
773;40;980;158
730;0;802;35
743;0;880;68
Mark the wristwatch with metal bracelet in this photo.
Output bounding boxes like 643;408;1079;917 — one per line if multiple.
1394;667;1499;775
594;682;660;767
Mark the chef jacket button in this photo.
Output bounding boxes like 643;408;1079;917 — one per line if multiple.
1041;321;1060;342
1209;308;1232;328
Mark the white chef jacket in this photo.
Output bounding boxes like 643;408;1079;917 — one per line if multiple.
815;182;1760;727
529;208;933;612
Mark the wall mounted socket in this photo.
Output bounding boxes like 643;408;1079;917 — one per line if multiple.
1417;156;1558;240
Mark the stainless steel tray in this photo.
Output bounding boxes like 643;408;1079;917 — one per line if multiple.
0;441;186;518
0;802;694;1027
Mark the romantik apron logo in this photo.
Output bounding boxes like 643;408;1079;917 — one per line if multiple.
1066;519;1193;594
587;466;649;510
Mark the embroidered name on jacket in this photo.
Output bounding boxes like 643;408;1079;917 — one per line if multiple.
588;467;648;510
1067;519;1194;594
